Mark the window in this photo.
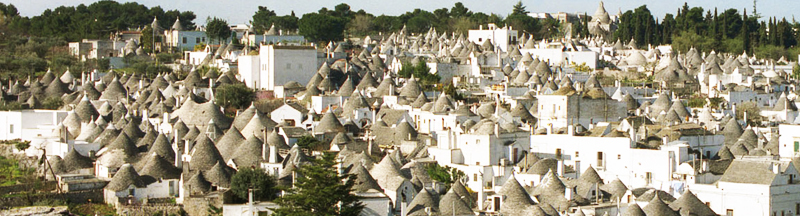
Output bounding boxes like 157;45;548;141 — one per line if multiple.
196;37;200;43
646;172;653;184
182;37;187;44
129;188;135;196
617;154;621;160
597;152;604;167
797;203;800;215
202;37;206;42
9;124;13;134
794;141;799;152
473;173;478;182
286;63;291;69
575;151;579;158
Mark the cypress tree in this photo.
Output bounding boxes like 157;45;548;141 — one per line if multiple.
741;9;750;53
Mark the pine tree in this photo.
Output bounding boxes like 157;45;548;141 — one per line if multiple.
272;153;364;216
512;1;528;15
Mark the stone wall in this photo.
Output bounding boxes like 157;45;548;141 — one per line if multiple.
0;181;57;195
182;191;232;216
0;189;104;208
116;204;183;216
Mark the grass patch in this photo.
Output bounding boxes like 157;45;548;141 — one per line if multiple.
0;155;34;186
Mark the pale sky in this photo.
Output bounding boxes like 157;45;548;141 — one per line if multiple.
6;0;800;25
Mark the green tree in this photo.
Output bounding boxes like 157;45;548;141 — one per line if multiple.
206;17;232;44
397;61;440;89
373;15;402;33
505;14;539;38
214;84;255;110
252;6;277;34
298;13;346;43
229;167;278;203
272;153;364;216
450;2;471;18
295;135;324;151
512;1;528;15
425;163;465;191
792;62;800;80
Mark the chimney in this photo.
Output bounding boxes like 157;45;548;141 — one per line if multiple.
564;186;573;200
701;160;708;173
662;136;668;146
163;112;170;125
568;125;574;136
261;137;268;161
557;160;564;176
175;128;182;168
773;163;781;174
400;202;408;216
494;123;500;136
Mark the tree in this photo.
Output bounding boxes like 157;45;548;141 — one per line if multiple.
252;6;277;34
295;135;324;151
512;1;528;15
792;62;800;80
505;14;539;37
452;17;476;35
373;15;402;33
736;101;763;127
348;14;374;36
397;61;440;90
450;2;471;18
425;163;465;191
298;13;346;43
206;17;232;44
214;84;255;110
272;153;364;216
229;167;278;203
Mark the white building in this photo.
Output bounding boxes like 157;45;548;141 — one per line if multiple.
0;110;68;141
779;124;800;159
689;158;800;216
237;44;318;90
528;133;692;191
270;103;308;127
468;24;518;52
68;39;126;60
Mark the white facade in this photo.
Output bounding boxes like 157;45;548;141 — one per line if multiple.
535;95;628;129
0;110;68;141
237;44;318;90
529;134;692;190
689;159;800;216
521;46;599;69
468;24;518;52
270;104;306;127
104;180;179;206
779;124;800;158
